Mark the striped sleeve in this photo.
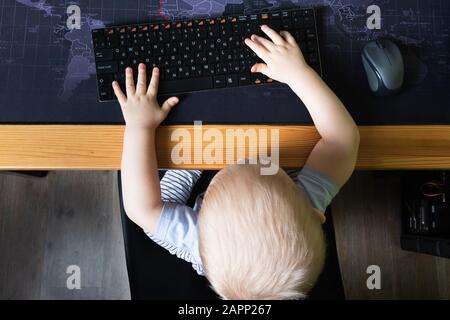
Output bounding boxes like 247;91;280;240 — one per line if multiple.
160;170;202;204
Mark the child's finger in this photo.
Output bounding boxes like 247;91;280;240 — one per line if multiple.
251;34;275;51
260;25;285;45
147;67;160;96
244;38;269;61
280;31;297;46
135;63;147;95
251;63;269;75
125;67;135;96
161;96;179;115
112;81;127;105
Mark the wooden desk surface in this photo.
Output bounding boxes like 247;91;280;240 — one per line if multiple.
0;125;449;170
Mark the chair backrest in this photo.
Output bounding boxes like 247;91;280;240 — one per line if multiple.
118;170;345;300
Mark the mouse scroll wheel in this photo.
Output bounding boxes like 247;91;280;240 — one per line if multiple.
376;40;385;49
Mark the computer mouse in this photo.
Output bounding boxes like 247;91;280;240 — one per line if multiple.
362;39;404;96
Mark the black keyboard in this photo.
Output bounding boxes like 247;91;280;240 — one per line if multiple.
92;8;322;101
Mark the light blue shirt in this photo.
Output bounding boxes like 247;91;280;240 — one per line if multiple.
146;167;339;276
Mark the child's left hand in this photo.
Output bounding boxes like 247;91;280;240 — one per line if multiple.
112;64;179;130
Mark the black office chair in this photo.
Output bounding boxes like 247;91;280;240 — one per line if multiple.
118;171;345;300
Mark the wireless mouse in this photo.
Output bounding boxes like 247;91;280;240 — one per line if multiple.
362;39;404;96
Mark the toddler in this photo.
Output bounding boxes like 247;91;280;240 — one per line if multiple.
113;25;360;299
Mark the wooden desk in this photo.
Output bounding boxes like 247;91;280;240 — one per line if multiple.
0;125;449;170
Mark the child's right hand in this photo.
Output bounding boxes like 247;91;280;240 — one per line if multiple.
244;25;311;87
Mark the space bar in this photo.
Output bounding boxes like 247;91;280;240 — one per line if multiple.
159;77;213;95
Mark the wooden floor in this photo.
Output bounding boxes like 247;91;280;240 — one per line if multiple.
0;170;449;299
0;171;129;299
332;171;450;299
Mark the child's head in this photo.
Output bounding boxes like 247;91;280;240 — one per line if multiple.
198;163;326;300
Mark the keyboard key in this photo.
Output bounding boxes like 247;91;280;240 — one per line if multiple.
308;53;319;65
226;74;238;87
268;20;282;31
307;40;317;52
269;12;281;19
213;75;226;88
251;73;264;84
97;61;117;74
97;74;113;86
98;86;113;101
238;73;251;85
304;16;315;27
281;19;292;30
92;29;103;39
292;16;304;29
95;49;113;61
306;28;317;40
295;29;306;41
159;77;213;94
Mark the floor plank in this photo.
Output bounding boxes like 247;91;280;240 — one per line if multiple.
0;173;50;299
0;171;129;300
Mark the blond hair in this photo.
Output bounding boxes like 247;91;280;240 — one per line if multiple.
198;164;326;300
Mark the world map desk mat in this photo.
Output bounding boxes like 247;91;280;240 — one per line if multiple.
0;0;449;124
